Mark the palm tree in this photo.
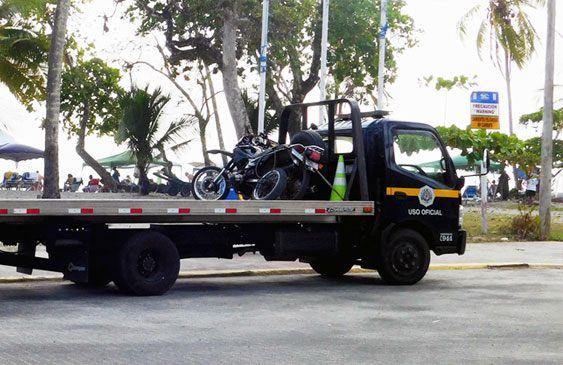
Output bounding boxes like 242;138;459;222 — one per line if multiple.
458;0;544;189
43;0;70;199
0;0;49;110
459;0;543;134
116;86;194;195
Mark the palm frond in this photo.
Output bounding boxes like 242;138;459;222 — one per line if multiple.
457;4;482;39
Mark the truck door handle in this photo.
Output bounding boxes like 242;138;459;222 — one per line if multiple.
394;192;407;200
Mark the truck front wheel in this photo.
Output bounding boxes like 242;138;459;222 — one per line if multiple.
376;228;430;285
113;231;180;296
309;256;355;277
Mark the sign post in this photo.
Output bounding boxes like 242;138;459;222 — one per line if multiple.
470;91;499;129
257;0;270;134
470;91;499;234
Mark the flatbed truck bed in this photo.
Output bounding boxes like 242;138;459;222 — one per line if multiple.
0;199;374;223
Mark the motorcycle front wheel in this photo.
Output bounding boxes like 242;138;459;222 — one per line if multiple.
191;166;229;200
252;168;288;200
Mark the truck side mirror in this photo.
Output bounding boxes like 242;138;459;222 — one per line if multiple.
483;149;490;174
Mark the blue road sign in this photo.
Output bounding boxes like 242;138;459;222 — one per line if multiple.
471;91;499;104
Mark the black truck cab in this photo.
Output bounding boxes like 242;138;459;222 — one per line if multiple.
279;99;467;284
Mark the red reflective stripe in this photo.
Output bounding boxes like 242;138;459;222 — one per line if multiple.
0;209;7;214
225;208;237;214
270;208;281;213
81;208;94;214
130;208;143;214
179;208;191;213
27;208;40;214
315;208;326;214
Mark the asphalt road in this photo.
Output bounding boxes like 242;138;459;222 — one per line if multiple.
0;241;561;279
0;268;561;364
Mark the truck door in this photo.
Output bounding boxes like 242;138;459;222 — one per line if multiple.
383;124;461;248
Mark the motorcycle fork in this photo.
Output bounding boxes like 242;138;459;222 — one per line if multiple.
213;163;232;185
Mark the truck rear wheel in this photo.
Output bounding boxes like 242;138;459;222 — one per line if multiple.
309;256;355;277
376;228;430;285
113;231;180;296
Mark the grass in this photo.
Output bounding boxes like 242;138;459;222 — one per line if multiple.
502;204;563;212
463;211;563;242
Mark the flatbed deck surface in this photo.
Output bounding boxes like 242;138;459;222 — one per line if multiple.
0;199;374;223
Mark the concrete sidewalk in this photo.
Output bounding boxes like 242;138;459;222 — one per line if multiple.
0;241;561;282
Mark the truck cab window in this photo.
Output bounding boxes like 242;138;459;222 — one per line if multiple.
392;129;450;186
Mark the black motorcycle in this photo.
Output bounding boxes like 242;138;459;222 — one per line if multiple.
191;133;324;200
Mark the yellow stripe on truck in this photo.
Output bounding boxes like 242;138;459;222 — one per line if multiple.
386;187;460;198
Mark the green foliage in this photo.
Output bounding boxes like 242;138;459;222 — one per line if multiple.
326;0;416;100
502;203;540;240
437;125;518;165
0;0;50;109
393;133;437;156
60;58;123;136
520;107;563;138
116;86;194;193
126;0;417;108
420;74;478;91
437;125;563;175
458;0;544;69
241;90;279;136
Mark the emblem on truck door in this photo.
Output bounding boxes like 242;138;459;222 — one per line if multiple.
418;186;435;207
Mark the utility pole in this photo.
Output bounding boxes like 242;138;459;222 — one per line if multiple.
377;0;388;110
257;0;270;134
318;0;330;123
540;0;555;238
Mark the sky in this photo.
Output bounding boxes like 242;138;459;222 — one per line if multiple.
0;0;560;187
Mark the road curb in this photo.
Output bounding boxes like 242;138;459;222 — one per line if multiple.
0;263;560;283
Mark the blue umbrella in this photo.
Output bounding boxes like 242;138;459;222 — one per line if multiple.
0;143;44;168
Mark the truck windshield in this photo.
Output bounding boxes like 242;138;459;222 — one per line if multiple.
392;129;450;186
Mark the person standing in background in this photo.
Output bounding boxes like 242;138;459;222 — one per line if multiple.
498;170;510;200
112;167;120;183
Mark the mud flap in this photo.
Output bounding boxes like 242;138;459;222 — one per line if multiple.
16;241;37;275
52;239;89;283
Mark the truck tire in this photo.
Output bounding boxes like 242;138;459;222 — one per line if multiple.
252;168;287;200
309;256;355;277
113;231;180;296
290;130;326;162
288;130;326;199
376;228;430;285
280;165;311;200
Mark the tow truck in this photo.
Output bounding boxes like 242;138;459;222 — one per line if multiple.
0;99;475;295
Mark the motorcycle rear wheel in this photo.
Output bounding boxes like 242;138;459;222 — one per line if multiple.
280;165;310;200
252;168;288;200
191;166;229;200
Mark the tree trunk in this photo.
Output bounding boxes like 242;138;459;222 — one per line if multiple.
222;0;251;139
205;64;228;166
504;53;521;191
42;0;71;199
539;0;556;239
75;101;117;192
156;147;177;179
138;162;149;196
200;131;211;166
